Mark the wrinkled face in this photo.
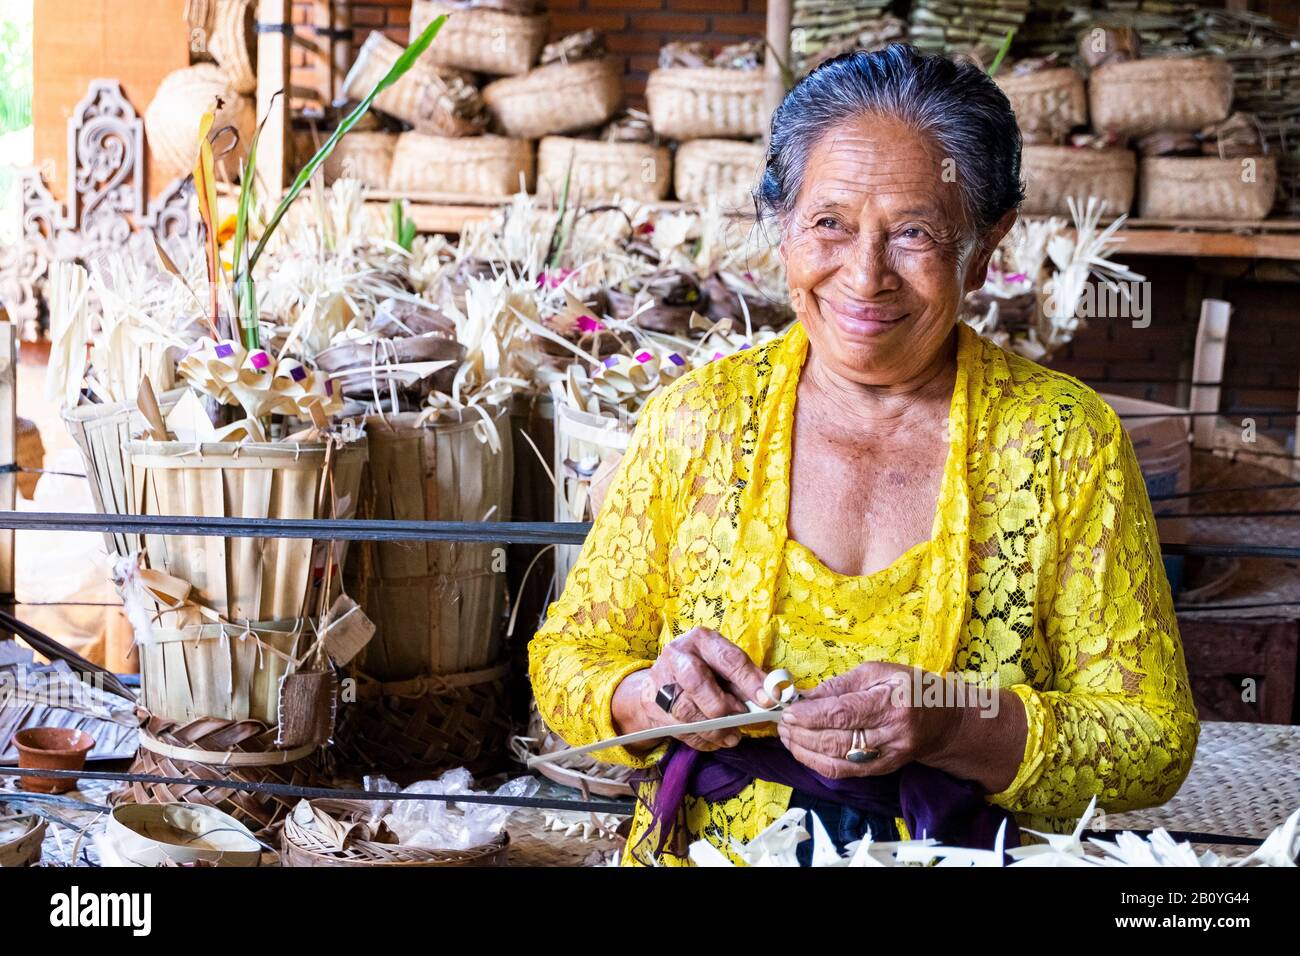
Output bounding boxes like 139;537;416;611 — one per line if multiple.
780;114;1005;386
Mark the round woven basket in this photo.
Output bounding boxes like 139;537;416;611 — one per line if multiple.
113;717;330;834
331;663;515;777
342;31;487;137
209;0;257;95
0;813;46;867
1021;145;1135;218
389;132;534;197
482;58;623;139
674;138;764;209
280;799;510;867
322;131;398;188
646;67;767;140
996;67;1086;142
1090;57;1233;138
538;136;671;202
1138;155;1277;221
412;0;547;76
145;64;255;180
186;0;217;61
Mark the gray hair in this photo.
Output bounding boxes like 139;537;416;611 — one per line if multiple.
755;43;1025;237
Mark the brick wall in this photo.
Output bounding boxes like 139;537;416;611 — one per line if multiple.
289;0;766;109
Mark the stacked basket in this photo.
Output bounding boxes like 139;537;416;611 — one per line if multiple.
646;43;767;211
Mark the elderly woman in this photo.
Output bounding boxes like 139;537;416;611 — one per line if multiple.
530;44;1198;866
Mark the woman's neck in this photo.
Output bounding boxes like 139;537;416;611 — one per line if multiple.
800;327;959;432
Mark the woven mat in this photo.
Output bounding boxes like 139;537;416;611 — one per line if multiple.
1107;721;1300;841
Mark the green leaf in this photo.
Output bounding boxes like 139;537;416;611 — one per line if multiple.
987;28;1016;78
232;92;281;351
247;15;447;271
544;153;575;269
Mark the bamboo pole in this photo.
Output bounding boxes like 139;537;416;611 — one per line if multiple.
0;317;14;640
763;0;792;146
257;0;292;197
1190;299;1231;451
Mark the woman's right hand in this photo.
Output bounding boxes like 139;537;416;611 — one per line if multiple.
611;628;770;751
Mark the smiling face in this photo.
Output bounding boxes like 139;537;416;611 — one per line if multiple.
779;113;1011;387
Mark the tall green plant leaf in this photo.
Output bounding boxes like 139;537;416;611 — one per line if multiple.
247;15;447;271
231;93;280;350
987;29;1016;78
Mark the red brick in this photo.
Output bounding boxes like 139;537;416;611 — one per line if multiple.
632;12;709;32
747;0;768;11
587;0;664;9
545;0;583;8
387;6;411;26
673;0;745;10
606;33;668;54
710;13;766;35
352;7;387;28
551;11;628;32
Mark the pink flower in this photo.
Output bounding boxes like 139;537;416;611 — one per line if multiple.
577;315;605;333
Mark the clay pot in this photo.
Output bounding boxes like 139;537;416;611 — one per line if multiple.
13;727;95;794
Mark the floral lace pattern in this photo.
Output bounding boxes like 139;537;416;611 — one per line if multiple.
529;322;1199;866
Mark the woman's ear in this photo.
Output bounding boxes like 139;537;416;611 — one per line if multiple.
962;208;1018;295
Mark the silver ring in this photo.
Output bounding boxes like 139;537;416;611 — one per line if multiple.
845;730;879;764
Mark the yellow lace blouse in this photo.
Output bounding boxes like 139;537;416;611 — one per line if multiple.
529;321;1199;866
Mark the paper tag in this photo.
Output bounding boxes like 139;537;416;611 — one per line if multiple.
320;595;376;667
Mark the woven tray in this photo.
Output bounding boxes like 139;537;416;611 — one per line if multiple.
1138;156;1277;221
144;64;255;180
1107;721;1300;841
281;799;510;867
1090;57;1234;138
538;136;671;203
646;67;767;140
1021;145;1135;218
482;58;623;140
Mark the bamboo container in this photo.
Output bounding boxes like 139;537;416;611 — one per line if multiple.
209;0;257;95
1020;145;1136;218
411;0;547;76
482;58;623;139
1138;156;1277;220
144;64;255;180
1090;57;1233;138
281;799;510;866
673;138;764;208
646;67;767;140
322;131;398;188
125;438;366;726
388;132;534;197
0;814;45;867
996;67;1087;141
354;409;513;679
537;136;671;202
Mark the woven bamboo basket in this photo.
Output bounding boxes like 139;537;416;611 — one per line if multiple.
411;0;547;76
114;716;329;834
553;402;630;589
331;663;514;776
125;438;366;726
1138;156;1278;221
280;798;510;867
996;67;1086;141
646;67;767;140
322;131;398;188
354;408;513;679
674;138;764;209
0;812;45;867
1090;57;1233;138
482;58;623;140
538;136;670;203
209;0;257;95
144;64;255;180
64;390;185;559
389;132;534;197
1020;145;1136;218
342;31;487;137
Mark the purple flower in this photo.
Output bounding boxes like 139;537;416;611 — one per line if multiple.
214;343;234;359
668;353;686;367
290;365;307;382
635;350;653;363
249;350;270;371
577;315;604;333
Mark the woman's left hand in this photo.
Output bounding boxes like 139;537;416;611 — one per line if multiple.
778;662;960;778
